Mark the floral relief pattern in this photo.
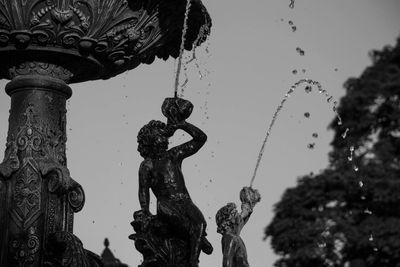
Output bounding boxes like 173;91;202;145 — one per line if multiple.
14;163;41;219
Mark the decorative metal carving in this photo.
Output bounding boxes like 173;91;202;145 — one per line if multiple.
0;0;211;83
216;187;261;267
0;104;77;266
0;86;88;266
44;231;104;267
12;162;41;229
9;62;74;82
130;210;190;267
10;226;40;266
131;98;213;267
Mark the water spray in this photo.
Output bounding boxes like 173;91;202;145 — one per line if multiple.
174;0;192;98
249;79;343;187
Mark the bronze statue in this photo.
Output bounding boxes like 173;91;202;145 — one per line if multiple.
134;97;213;267
216;187;261;267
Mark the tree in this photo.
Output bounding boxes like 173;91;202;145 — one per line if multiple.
265;37;400;267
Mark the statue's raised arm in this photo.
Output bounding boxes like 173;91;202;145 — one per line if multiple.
162;97;207;161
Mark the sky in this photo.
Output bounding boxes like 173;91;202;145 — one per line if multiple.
0;0;399;266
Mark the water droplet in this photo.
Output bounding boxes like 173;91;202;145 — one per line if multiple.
337;120;343;126
291;26;297;32
288;20;293;25
373;247;378;252
334;68;338;72
296;47;305;56
353;166;359;172
368;234;374;241
341;128;349;139
289;0;295;9
181;77;189;87
305;86;312;93
359;181;364;187
292;69;298;75
312;133;318;138
348;146;354;161
364;209;372;215
307;143;315;149
304;112;310;118
361;195;366;200
327;96;333;103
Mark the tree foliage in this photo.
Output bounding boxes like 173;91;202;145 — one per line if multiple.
265;38;400;267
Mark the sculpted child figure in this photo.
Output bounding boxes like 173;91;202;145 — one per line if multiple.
137;97;213;267
216;187;261;267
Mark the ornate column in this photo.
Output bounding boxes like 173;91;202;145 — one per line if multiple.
0;0;211;266
0;68;84;266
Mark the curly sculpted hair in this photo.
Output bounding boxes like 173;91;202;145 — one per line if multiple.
216;202;238;234
137;120;168;158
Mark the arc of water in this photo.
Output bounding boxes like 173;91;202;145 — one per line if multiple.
249;79;343;187
249;96;288;187
174;0;192;98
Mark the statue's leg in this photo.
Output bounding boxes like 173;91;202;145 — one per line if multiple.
186;201;213;255
157;200;212;266
158;200;202;266
157;200;191;234
185;201;214;265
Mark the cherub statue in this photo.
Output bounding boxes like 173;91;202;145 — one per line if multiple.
137;97;213;267
216;187;261;267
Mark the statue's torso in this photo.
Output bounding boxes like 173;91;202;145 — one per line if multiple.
149;157;189;200
222;234;249;267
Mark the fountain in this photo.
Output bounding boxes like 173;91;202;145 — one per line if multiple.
0;0;211;266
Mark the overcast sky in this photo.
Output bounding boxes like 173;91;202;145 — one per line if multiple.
0;0;399;266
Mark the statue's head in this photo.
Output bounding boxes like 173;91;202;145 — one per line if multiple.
137;120;169;158
216;202;240;235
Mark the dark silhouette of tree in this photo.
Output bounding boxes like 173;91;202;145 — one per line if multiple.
265;37;400;267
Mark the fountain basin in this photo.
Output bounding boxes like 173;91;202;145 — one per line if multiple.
0;0;211;83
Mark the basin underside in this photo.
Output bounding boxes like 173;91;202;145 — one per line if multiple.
0;0;211;84
0;47;102;83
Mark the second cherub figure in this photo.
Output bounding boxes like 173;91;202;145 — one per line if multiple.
216;187;261;267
